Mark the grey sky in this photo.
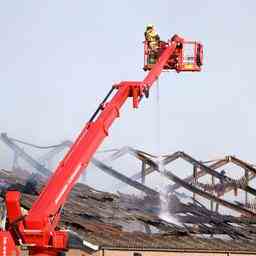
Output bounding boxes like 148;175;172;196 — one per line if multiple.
1;1;256;192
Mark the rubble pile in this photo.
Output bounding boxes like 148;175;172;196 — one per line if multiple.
1;168;256;250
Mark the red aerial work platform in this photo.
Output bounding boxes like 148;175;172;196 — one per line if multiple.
143;34;203;72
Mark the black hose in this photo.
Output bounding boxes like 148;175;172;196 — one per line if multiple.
88;86;115;123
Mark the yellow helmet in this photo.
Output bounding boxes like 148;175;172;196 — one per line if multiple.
146;24;154;29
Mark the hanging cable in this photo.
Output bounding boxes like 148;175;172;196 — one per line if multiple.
156;78;161;156
6;137;67;149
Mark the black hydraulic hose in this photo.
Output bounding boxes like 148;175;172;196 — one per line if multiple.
88;86;115;123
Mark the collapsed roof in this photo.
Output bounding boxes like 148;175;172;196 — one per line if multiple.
1;168;256;251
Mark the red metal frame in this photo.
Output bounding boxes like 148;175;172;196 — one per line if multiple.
0;34;203;255
177;41;203;72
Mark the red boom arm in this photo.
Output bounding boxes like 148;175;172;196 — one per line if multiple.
1;35;202;255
